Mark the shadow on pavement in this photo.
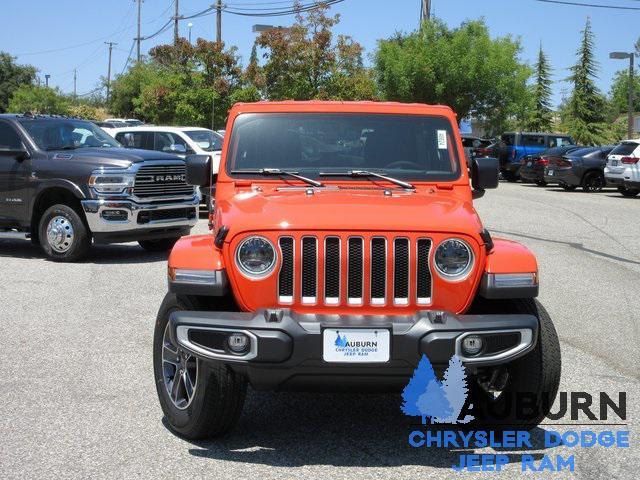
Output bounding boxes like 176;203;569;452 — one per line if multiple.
0;238;168;264
166;390;553;469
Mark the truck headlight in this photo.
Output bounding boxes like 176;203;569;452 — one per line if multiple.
235;236;276;278
434;238;473;279
88;170;135;194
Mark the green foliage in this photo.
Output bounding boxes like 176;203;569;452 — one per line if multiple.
527;45;554;131
109;39;250;127
255;4;377;100
608;69;640;115
0;52;37;113
375;19;531;135
565;18;608;145
68;103;108;121
8;84;70;115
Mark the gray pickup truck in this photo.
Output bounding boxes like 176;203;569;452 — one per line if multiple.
0;114;199;261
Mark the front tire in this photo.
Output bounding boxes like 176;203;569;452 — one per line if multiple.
153;293;247;440
582;171;605;192
139;237;180;252
470;298;561;430
618;186;640;197
38;204;91;262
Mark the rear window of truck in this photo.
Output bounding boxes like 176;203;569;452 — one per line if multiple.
226;113;462;182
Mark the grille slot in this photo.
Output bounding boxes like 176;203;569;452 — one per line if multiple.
416;239;433;304
301;237;317;303
278;237;294;302
347;238;364;304
133;164;194;199
324;237;341;304
394;238;409;304
370;237;387;305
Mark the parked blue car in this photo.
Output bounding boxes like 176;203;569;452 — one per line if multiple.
497;132;574;182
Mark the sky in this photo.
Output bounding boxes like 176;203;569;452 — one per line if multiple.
1;0;639;108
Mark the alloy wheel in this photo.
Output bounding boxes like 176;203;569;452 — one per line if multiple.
162;322;198;410
46;216;75;253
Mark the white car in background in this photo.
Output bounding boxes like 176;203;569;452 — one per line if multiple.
604;139;640;197
105;118;144;126
110;126;224;207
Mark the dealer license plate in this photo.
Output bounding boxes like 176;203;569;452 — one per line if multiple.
322;328;390;363
547;170;554;176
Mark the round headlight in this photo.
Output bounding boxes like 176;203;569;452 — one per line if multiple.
434;238;473;279
236;236;276;278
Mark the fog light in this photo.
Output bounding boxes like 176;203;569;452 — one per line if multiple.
462;335;483;356
227;333;250;354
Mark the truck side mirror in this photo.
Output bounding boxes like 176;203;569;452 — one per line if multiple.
471;156;499;199
186;154;212;186
168;143;187;154
0;148;30;161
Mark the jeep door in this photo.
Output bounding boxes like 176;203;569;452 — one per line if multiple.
0;121;30;226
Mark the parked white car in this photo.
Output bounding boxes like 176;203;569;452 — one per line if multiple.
105;118;144;126
604;139;640;197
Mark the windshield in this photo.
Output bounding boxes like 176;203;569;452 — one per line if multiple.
185;130;222;152
18;119;120;150
226;113;461;181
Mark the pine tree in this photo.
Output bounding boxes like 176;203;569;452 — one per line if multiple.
417;380;452;424
440;355;473;423
401;355;437;417
528;45;553;132
566;17;608;145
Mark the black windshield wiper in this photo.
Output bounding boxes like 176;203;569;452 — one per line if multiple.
319;170;415;190
231;168;324;188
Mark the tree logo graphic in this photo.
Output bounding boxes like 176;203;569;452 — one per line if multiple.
401;354;474;424
334;331;348;348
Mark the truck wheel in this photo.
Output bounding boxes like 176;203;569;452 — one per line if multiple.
582;171;604;192
38;204;91;262
139;237;180;252
153;293;247;440
618;186;640;197
470;299;561;430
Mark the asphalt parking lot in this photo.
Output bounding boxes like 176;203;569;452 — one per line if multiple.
1;182;638;479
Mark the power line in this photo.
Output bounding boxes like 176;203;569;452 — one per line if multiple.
536;0;640;10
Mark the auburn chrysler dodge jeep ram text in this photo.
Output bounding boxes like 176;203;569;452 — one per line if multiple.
154;102;561;439
0;114;199;261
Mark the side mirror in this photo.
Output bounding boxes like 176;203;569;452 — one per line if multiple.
185;154;212;186
168;143;187;154
471;156;499;199
0;149;30;161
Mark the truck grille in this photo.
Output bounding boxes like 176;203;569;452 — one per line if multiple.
277;235;433;306
133;164;194;199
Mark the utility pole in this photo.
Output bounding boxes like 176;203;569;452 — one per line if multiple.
216;0;222;44
136;0;143;62
421;0;431;23
73;69;77;100
105;42;117;102
44;74;50;87
628;55;635;139
174;0;180;44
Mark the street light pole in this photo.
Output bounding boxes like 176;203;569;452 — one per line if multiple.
188;22;193;44
610;51;636;139
44;74;50;87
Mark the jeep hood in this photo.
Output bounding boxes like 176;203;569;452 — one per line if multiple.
218;188;483;238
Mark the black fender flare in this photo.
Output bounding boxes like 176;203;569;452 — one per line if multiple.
30;180;87;222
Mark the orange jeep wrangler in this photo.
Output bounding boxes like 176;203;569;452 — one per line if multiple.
153;101;561;439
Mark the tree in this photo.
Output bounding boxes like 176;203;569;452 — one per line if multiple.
440;355;473;424
109;62;160;118
416;380;452;424
8;85;70;115
375;19;531;135
608;69;640;115
527;45;554;132
401;354;437;417
565;18;608;145
0;52;37;113
255;2;377;101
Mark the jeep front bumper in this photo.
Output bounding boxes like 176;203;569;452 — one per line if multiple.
81;196;199;238
169;309;538;391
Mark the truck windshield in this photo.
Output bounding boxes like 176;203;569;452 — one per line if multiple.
226;113;461;182
185;130;222;152
18;118;121;151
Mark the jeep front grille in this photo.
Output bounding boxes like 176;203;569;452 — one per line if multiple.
278;235;433;306
133;164;194;199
